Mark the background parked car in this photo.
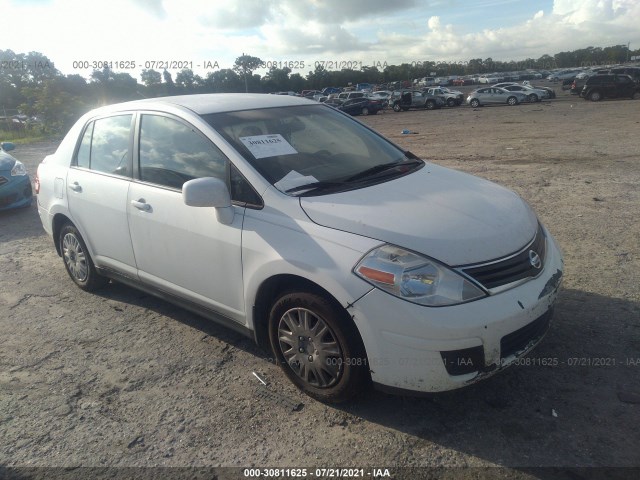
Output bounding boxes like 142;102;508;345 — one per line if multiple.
570;77;589;95
580;74;639;101
424;87;464;107
466;87;527;107
500;84;548;102
368;90;392;108
337;91;366;101
522;81;556;99
609;67;640;85
337;97;383;116
478;74;499;84
547;70;580;82
389;90;444;111
0;142;32;211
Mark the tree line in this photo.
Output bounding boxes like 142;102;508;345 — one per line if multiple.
1;44;637;134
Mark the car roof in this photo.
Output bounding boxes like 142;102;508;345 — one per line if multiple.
102;93;316;115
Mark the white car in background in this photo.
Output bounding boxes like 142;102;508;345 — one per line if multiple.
36;94;563;403
493;83;550;102
478;74;499;84
466;87;528;107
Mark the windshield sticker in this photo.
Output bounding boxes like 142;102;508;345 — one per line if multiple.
274;170;318;193
239;134;298;159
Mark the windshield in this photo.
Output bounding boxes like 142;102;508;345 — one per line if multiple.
202;104;420;195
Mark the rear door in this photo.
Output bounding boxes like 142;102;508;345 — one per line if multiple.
126;112;246;322
477;88;493;103
614;75;634;97
66;114;137;277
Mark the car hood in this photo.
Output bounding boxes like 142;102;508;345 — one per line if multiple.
299;164;538;266
0;151;17;171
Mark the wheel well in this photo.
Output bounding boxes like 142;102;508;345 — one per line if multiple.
252;274;361;352
52;214;73;256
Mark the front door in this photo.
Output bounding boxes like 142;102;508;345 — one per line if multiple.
127;113;245;322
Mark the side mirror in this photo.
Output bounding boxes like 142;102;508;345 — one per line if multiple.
1;142;16;152
182;177;234;225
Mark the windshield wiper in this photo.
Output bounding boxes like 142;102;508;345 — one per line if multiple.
285;180;346;194
344;159;422;183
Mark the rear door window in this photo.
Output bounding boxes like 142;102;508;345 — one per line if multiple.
74;115;133;176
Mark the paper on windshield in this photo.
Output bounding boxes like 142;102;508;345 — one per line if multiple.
239;134;297;159
274;170;318;193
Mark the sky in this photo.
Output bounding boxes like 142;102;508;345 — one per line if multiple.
1;0;639;80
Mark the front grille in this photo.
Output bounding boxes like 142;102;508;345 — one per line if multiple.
441;345;485;376
461;223;546;290
0;176;8;186
500;309;552;360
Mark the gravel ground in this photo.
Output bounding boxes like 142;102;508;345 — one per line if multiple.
1;85;639;480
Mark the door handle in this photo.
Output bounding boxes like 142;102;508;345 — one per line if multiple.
68;182;82;192
131;199;151;211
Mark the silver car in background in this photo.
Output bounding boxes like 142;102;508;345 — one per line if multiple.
466;87;528;107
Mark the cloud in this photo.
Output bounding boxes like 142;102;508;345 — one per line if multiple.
395;0;640;62
195;0;273;29
259;22;368;55
185;0;418;30
2;0;639;80
281;0;418;24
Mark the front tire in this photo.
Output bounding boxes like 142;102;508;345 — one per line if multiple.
446;98;456;107
425;100;435;110
59;224;108;291
268;291;368;403
470;98;480;108
590;91;602;101
361;107;369;116
392;103;401;112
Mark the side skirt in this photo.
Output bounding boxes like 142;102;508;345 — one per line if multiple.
96;266;254;340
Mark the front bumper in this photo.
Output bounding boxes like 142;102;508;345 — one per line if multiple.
349;229;564;393
0;173;32;211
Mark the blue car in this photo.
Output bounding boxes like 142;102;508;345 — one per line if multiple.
0;142;32;211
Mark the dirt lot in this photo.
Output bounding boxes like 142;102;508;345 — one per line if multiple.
1;87;639;479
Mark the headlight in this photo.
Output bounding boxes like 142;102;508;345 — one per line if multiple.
354;245;486;307
11;160;27;176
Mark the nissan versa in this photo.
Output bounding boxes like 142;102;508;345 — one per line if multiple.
36;94;563;403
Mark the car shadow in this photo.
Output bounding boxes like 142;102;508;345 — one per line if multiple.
91;281;640;472
331;288;640;472
92;280;266;357
0;201;46;244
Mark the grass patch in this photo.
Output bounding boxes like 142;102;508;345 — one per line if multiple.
0;129;57;144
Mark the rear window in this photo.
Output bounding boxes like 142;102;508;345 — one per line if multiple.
587;76;610;85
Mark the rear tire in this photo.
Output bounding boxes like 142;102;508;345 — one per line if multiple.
507;96;518;106
268;291;369;403
59;224;109;291
361;107;369;116
426;100;435;110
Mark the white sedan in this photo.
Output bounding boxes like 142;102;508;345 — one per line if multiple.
466;87;528;107
36;94;563;402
